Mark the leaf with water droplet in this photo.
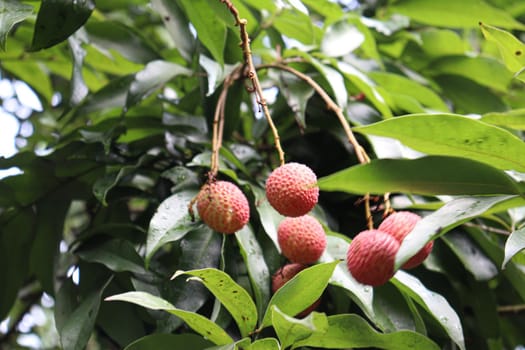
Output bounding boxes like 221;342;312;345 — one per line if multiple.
145;190;198;264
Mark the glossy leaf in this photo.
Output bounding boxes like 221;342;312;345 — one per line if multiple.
395;196;514;269
124;334;213;350
272;307;328;349
105;291;233;345
236;226;271;322
31;0;95;50
389;0;525;29
321;20;364;57
179;0;227;65
293;313;440;350
480;23;525;76
354;114;525;172
0;0;33;50
503;227;525;268
172;268;258;337
392;272;465;350
260;261;339;328
145;190;197;263
318;156;522;196
253;186;282;251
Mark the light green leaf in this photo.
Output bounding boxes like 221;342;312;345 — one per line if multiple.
0;0;33;50
172;268;258;337
441;231;498;280
321;20;364;57
389;0;525;29
235;226;271;322
273;8;319;45
145;190;198;264
503;227;525;268
260;261;339;328
321;235;375;321
293;313;440;350
392;272;465;350
318;156;522;196
179;0;227;65
105;292;233;345
1;61;54;102
127;60;192;107
124;334;213;350
395;196;514;269
253;186;282;251
247;338;281;350
353;114;525;172
272;307;328;349
480;23;525;75
300;0;343;19
481;109;525;130
419;29;466;57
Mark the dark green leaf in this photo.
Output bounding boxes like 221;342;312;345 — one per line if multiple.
261;261;339;328
172;268;258;337
145;190;198;263
76;239;147;274
106;291;234;345
124;334;213;350
318;156;522;196
392;272;465;350
293;313;440;350
354;114;525;172
0;0;33;50
389;0;525;29
503;227;525;268
31;0;95;50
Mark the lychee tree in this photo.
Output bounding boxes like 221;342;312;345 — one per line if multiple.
1;0;525;349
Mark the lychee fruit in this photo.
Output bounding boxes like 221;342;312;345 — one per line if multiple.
378;211;434;269
265;162;319;217
346;229;400;287
272;263;321;317
277;215;326;264
196;180;250;234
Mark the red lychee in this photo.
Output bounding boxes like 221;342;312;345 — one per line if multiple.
378;211;434;269
265;162;319;217
277;215;327;264
196;180;250;234
346;229;400;287
272;263;321;317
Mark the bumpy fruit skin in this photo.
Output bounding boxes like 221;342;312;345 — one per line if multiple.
278;215;327;264
272;263;321;317
196;181;249;234
265;162;319;217
379;211;434;269
346;229;400;287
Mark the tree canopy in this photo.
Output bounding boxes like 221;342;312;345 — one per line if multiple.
1;0;525;349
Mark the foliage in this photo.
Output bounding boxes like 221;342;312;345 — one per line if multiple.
1;0;525;349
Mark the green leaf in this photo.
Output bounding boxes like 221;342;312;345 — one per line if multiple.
57;277;112;350
318;156;521;196
172;268;258;337
321;235;375;321
0;0;33;51
441;231;498;280
1;60;54;102
272;306;328;349
31;0;95;51
354;114;525;172
395;196;514;269
389;0;525;29
419;29;466;57
481;109;525;130
247;338;281;350
273;8;319;45
179;0;227;65
76;239;147;275
480;23;525;76
127;60;192;107
392;272;465;350
253;186;282;251
321;20;364;57
503;227;525;268
235;226;271;322
293;313;440;350
106;291;233;345
145;190;197;263
124;334;213;350
260;261;339;328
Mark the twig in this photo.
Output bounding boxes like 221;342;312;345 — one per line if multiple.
498;304;525;314
219;0;285;165
463;222;511;236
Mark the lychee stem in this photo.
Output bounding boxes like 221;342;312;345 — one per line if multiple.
219;0;285;166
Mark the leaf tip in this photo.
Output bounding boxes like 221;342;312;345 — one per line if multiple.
171;269;186;280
